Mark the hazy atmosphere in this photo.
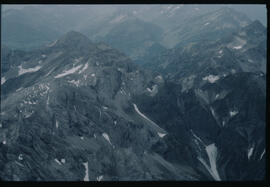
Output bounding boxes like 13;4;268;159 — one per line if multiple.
0;4;266;181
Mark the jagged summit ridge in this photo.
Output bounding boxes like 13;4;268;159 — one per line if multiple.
53;30;93;49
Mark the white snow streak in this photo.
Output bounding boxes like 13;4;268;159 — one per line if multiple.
54;65;82;78
16;87;23;92
102;133;112;145
61;158;65;164
78;63;88;74
210;107;216;119
133;103;165;133
260;149;265;160
56;120;59;128
54;158;62;165
198;143;221;181
204;22;210;26
18;65;41;76
83;162;89;181
248;145;254;160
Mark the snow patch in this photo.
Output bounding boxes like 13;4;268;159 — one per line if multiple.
25;111;34;118
83;162;89;181
54;64;82;78
1;77;6;85
229;110;238;117
55;158;62;165
198;143;221;181
146;85;158;94
68;80;80;87
102;106;108;110
18;65;41;76
3;140;6;145
157;132;166;138
97;175;103;181
202;75;219;83
210;107;217;119
233;45;243;50
56;120;59;128
102;133;112;145
41;54;46;58
260;149;265;160
61;158;65;164
222;120;226;126
91;73;95;77
16;87;23;92
204;22;210;26
18;154;23;161
248;144;254;160
78;63;88;74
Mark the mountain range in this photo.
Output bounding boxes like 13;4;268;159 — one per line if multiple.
0;5;266;181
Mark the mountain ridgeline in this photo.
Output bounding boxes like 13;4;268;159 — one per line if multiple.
0;5;266;181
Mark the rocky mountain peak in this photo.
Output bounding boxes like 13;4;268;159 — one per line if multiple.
54;30;93;48
243;20;266;34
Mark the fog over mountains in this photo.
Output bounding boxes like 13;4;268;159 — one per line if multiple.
0;4;266;181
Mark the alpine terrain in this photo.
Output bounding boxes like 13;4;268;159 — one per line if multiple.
0;5;266;181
